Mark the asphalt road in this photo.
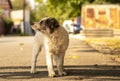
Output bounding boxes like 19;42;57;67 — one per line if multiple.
0;35;120;81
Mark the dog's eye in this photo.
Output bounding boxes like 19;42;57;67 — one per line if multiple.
42;27;46;30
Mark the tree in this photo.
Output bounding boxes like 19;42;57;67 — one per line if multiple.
45;0;89;23
33;0;120;23
11;0;23;10
11;0;31;10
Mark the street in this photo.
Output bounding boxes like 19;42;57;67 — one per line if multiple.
0;35;120;81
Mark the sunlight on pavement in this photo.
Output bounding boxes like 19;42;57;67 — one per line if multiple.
69;34;85;40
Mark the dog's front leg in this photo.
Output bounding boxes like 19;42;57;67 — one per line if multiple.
46;52;55;77
31;43;41;74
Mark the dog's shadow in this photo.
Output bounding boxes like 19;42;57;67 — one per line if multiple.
0;65;120;80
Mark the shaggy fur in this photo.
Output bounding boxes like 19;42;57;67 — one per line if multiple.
30;17;69;77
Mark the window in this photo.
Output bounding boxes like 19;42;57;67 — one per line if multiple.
87;8;95;18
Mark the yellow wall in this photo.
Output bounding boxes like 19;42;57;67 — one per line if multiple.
81;4;120;29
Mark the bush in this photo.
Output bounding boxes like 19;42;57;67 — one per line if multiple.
3;18;14;34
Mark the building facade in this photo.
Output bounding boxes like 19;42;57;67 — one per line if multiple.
81;4;120;37
81;4;120;29
0;0;12;35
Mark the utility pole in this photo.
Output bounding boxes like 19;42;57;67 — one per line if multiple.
23;0;26;34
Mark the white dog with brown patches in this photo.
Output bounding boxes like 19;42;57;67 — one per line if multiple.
30;17;69;77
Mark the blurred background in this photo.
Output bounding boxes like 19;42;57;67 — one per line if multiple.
0;1;120;80
0;0;120;36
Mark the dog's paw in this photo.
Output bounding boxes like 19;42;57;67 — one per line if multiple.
49;73;56;78
62;71;67;76
30;70;36;74
59;71;67;76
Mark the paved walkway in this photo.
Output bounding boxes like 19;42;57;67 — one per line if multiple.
0;35;120;81
67;35;118;66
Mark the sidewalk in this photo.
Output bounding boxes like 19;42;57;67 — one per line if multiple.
0;35;120;81
67;34;119;65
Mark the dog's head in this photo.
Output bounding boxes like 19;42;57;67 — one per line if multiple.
31;17;60;34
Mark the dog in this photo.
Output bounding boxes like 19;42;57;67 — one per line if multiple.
30;17;69;77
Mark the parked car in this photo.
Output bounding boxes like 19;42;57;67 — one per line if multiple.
63;17;82;34
63;20;74;33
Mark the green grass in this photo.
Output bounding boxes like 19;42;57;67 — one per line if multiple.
85;37;120;54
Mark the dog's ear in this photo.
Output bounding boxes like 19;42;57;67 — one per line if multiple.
46;18;60;33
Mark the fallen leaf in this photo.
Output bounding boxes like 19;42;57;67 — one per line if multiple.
68;55;80;59
19;43;24;46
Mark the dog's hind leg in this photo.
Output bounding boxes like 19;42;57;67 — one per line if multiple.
30;43;41;74
54;53;67;76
